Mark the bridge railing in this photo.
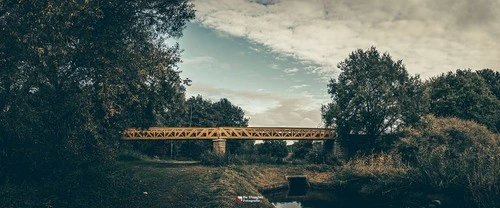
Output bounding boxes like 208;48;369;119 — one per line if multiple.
122;127;335;140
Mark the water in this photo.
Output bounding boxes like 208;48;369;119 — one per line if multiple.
265;189;396;208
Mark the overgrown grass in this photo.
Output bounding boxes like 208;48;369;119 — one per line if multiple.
398;115;499;208
339;153;409;179
330;116;499;208
332;152;413;199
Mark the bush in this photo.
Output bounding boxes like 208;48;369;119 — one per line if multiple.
398;115;499;208
200;151;229;166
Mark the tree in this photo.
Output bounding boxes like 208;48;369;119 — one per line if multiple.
321;47;427;151
175;96;251;159
0;0;195;181
428;69;500;133
212;98;249;127
476;68;500;99
258;140;288;159
212;98;252;155
291;141;313;159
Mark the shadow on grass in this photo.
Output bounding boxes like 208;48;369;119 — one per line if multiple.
123;160;201;168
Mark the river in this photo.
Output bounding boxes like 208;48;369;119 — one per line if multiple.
264;189;402;208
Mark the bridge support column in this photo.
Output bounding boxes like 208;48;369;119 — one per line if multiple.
212;139;226;155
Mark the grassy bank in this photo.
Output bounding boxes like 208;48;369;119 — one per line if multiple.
100;159;276;207
1;154;339;208
1;157;277;208
231;164;335;192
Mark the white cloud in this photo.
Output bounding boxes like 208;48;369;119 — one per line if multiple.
186;83;327;127
181;55;215;65
269;63;279;69
291;84;309;89
283;67;299;74
193;0;500;79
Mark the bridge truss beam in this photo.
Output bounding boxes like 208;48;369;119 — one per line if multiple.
122;127;335;140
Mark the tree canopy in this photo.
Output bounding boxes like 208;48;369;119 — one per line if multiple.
322;47;427;142
258;140;288;159
0;0;195;181
427;69;500;133
177;95;251;159
476;68;500;99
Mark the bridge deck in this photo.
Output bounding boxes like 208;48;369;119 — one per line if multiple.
122;127;335;140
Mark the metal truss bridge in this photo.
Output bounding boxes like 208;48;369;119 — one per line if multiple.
122;127;335;140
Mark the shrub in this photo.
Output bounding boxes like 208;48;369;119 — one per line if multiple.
398;115;499;208
200;151;229;166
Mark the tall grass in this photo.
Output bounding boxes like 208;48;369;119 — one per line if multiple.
341;153;409;178
332;152;413;199
399;115;499;208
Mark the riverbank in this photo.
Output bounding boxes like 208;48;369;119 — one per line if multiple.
0;157;486;208
121;161;336;208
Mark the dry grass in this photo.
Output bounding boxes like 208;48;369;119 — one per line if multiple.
234;165;335;191
399;115;500;208
342;153;410;178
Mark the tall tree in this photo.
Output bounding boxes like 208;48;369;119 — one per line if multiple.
0;0;195;181
291;141;313;159
258;140;288;159
428;69;500;133
212;98;252;155
322;47;427;148
476;68;500;99
177;96;251;159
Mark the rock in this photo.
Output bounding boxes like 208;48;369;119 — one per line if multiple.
428;199;441;207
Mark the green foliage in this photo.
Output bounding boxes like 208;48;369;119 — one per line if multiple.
128;95;252;160
175;95;251;159
257;140;288;161
179;140;213;160
200;151;229;166
212;98;249;127
476;68;500;99
291;141;313;159
427;69;500;132
183;95;249;128
322;47;428;147
398;115;499;208
0;0;195;181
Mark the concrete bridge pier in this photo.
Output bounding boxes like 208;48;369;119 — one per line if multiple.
212;139;226;155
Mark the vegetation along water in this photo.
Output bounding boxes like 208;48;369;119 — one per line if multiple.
1;0;498;207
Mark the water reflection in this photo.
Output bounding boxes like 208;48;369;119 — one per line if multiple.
273;201;302;208
265;189;392;208
266;189;339;208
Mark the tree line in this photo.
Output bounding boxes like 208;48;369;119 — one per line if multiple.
0;0;289;183
0;0;498;201
321;47;499;156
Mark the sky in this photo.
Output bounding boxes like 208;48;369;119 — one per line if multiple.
172;0;500;128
